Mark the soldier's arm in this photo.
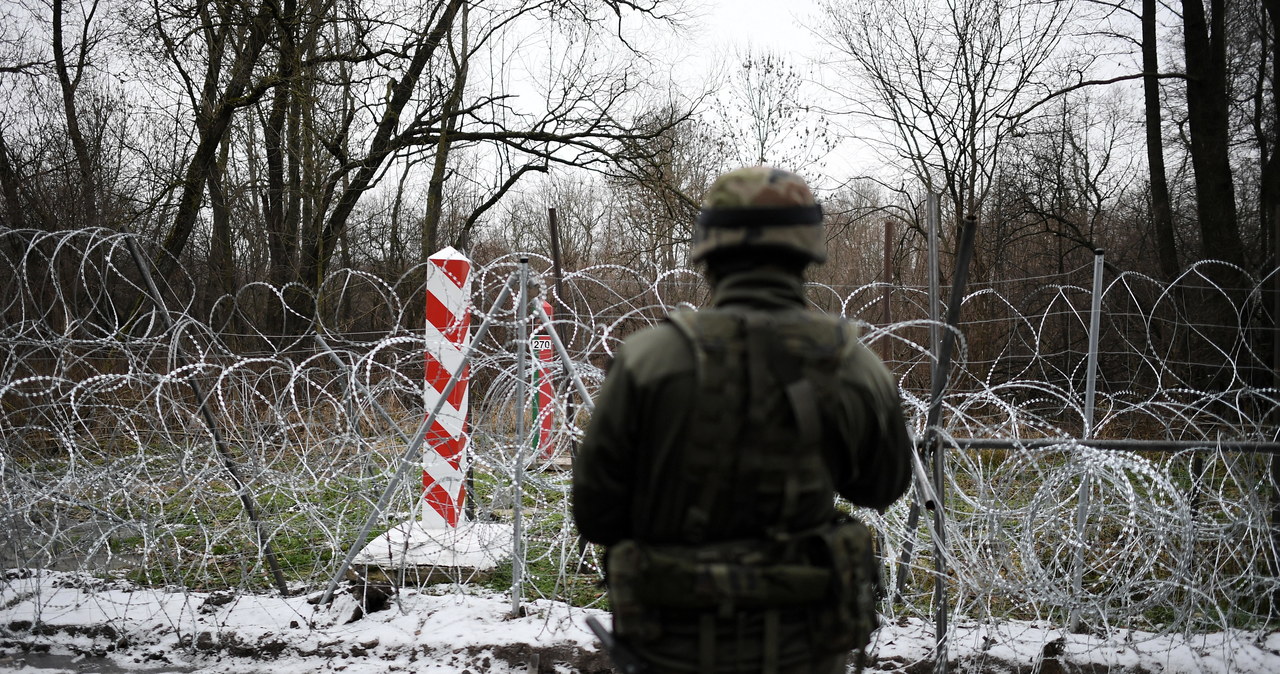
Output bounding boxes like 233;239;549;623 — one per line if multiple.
853;374;912;511
831;343;913;511
571;351;638;546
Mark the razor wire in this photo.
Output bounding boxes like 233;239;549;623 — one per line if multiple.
2;227;1280;666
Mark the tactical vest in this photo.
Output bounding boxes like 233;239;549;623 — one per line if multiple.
607;306;881;670
657;307;850;541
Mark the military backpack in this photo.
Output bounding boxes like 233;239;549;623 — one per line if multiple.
607;306;882;657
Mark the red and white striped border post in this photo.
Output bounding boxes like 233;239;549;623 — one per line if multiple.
422;246;471;528
532;300;558;460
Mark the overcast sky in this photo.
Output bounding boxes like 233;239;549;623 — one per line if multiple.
655;0;878;184
673;0;825;81
700;0;822;53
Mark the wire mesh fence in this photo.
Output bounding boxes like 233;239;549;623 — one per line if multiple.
2;227;1279;668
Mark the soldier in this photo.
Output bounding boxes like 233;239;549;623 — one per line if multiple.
573;166;913;673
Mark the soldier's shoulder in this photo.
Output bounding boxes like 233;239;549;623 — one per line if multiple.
620;320;684;350
834;333;900;400
614;321;692;379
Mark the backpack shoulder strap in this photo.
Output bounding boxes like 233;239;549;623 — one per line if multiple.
762;311;854;448
662;308;750;542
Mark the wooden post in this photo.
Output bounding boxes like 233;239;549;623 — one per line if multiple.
882;219;894;362
548;208;567;310
1271;204;1280;617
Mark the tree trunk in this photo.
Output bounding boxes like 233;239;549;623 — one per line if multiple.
154;0;274;284
1145;0;1179;282
209;135;235;299
264;86;290;287
1261;0;1280;266
422;132;455;259
264;0;299;289
0;131;26;230
1182;0;1245;267
422;34;468;258
208;134;240;346
52;0;97;229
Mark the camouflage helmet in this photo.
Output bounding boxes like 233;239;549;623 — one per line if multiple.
690;166;826;264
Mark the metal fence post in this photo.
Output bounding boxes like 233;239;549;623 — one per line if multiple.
1083;249;1105;438
511;258;530;617
896;194;943;602
1070;249;1105;631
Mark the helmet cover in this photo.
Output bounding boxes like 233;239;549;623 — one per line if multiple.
690;166;825;263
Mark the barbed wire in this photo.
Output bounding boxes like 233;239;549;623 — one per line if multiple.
2;227;1278;668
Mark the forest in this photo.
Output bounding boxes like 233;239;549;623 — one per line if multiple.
3;4;1280;669
0;0;1274;319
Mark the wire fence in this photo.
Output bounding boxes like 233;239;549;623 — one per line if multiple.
2;227;1279;668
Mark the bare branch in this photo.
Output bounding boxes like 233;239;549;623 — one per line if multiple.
1003;71;1187;124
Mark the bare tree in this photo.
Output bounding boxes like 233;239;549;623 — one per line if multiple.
146;0;277;283
0;16;35;228
97;0;694;332
817;0;1077;225
605;105;719;269
991;90;1141;274
489;173;609;268
1;0;129;233
267;0;695;326
713;48;835;170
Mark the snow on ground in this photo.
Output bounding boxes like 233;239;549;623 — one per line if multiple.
3;569;1280;673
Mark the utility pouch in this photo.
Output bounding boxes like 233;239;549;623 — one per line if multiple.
606;539;832;642
805;517;881;651
607;540;663;643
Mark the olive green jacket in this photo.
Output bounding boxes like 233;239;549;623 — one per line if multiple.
573;269;912;547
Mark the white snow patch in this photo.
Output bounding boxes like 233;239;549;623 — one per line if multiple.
353;520;513;571
3;570;1280;673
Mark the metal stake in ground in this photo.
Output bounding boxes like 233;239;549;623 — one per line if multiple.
896;194;945;603
891;214;977;674
123;234;290;596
